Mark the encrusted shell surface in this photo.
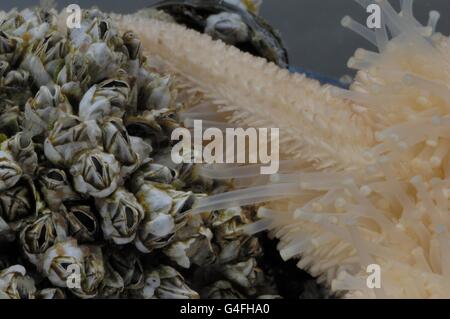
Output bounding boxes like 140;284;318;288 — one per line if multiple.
0;5;277;300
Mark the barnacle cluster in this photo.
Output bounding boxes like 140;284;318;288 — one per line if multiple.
0;7;276;299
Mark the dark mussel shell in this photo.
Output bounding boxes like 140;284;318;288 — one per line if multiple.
149;0;289;68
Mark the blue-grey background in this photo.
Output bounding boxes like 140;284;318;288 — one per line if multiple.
3;0;450;78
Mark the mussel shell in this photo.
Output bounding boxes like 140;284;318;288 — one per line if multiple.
150;0;289;68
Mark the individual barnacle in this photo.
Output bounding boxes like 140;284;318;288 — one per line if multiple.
132;182;195;253
140;75;174;111
153;147;214;192
19;53;53;89
101;117;141;176
2;70;33;107
71;245;105;299
43;58;64;85
70;148;121;198
209;207;262;263
3;132;38;175
19;210;68;265
44;115;102;167
163;220;215;268
122;30;143;61
30;85;73;115
140;265;199;299
0;150;22;192
95;187;144;245
96;78;130;112
0;105;22;137
135;65;159;89
105;249;144;292
84;42;119;84
131;179;173;216
0;265;36;299
132;162;176;186
22;98;66;139
124;111;162;141
78;83;125;122
134;215;175;253
0;176;39;224
216;234;261;265
151;108;181;134
56;50;89;99
169;189;197;219
64;205;98;243
99;261;125;298
221;258;264;296
3;69;30;87
124;109;179;146
40;30;67;60
41;239;84;288
0;29;18;58
38;168;81;211
207;206;243;228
